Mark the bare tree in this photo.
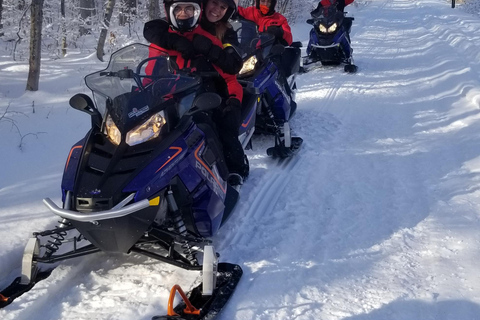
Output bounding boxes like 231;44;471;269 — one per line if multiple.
119;0;136;26
80;0;95;35
61;0;66;56
26;0;44;91
96;0;116;61
0;0;3;36
148;0;161;20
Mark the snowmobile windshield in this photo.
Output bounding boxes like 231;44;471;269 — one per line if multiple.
230;19;276;59
84;43;199;117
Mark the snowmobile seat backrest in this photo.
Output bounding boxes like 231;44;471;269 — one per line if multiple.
280;47;301;77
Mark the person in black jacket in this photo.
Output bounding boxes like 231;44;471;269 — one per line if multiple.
143;0;249;185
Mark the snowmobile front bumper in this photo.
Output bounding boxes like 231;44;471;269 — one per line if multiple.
43;193;156;222
307;44;344;65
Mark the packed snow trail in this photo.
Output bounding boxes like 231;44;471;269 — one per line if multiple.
3;0;480;319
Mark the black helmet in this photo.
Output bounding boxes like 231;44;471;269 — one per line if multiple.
164;0;202;31
256;0;277;16
221;0;238;22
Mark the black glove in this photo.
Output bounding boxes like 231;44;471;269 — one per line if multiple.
169;33;195;59
221;98;242;132
193;34;213;56
266;25;284;39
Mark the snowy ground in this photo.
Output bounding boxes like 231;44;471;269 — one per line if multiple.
2;0;480;319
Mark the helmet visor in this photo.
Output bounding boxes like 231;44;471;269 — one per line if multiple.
170;2;201;30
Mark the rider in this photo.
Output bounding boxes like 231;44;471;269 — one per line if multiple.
237;0;293;46
143;0;249;186
311;0;354;16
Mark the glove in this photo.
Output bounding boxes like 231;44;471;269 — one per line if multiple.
221;98;242;132
169;34;195;59
266;25;284;39
193;34;213;56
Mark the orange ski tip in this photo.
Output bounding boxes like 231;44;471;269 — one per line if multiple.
0;293;8;302
167;284;201;317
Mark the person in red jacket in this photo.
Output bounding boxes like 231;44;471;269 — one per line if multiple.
311;0;354;17
237;0;293;46
144;0;249;185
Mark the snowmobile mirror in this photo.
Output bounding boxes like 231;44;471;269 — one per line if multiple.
69;93;102;128
186;93;222;116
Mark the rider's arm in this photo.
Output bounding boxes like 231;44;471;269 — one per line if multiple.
144;19;170;47
144;19;194;58
213;65;243;103
278;16;293;46
192;29;243;75
237;6;258;23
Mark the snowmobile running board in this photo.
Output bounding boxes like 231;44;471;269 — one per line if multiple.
152;263;243;320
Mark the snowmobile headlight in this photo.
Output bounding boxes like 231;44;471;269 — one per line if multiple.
239;55;257;76
126;111;166;146
105;114;122;145
319;23;338;34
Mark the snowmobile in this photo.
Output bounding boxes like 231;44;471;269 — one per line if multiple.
303;3;358;73
232;18;304;158
0;43;261;319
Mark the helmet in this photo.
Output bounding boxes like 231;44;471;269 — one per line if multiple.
256;0;277;16
203;0;238;22
164;0;202;31
222;0;238;22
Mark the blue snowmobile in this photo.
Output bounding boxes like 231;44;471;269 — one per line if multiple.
0;44;250;318
232;18;304;157
303;3;358;73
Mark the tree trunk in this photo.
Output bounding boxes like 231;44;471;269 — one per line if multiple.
0;0;3;36
119;0;136;26
26;0;44;91
96;0;116;62
148;0;160;20
61;0;67;56
79;0;95;36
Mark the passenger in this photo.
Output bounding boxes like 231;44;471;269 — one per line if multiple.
192;0;243;75
143;0;249;185
237;0;293;46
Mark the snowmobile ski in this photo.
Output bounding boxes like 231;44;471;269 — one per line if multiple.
0;270;52;308
151;263;243;320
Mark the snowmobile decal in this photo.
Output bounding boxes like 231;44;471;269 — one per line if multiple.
155;146;183;174
241;107;255;128
194;141;227;195
64;145;82;171
128;105;149;118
